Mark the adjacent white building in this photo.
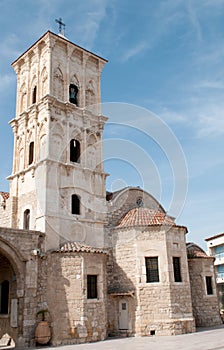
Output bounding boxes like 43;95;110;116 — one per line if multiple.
206;233;224;309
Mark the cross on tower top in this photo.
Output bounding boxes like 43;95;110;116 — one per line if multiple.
55;17;65;35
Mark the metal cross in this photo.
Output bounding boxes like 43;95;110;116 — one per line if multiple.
55;18;65;35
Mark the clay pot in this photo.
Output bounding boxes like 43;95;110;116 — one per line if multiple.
35;321;51;345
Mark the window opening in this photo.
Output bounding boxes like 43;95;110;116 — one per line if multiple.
32;86;37;104
69;84;78;105
28;141;34;165
145;257;159;283
122;303;127;310
206;276;213;295
70;139;80;163
23;209;30;230
87;275;97;299
71;194;80;215
173;257;182;282
0;280;9;314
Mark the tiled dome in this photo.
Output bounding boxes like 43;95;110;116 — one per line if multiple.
186;242;210;258
117;207;175;228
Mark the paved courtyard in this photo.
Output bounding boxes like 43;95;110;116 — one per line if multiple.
27;325;224;350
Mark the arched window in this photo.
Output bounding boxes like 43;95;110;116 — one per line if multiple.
32;86;37;104
69;84;78;105
70;139;80;163
0;280;9;314
71;194;80;215
28;141;34;165
86;89;95;107
53;67;64;100
23;209;30;230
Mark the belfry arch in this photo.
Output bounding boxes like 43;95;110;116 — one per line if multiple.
0;238;26;288
0;237;26;346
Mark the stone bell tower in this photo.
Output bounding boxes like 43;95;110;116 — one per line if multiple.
8;31;108;249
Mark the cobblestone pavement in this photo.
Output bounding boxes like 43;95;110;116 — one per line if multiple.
25;325;224;350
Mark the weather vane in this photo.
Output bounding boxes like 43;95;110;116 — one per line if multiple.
55;17;65;35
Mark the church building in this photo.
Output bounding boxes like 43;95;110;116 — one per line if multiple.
0;30;221;347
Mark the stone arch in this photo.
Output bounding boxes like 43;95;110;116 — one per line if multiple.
88;133;97;145
27;132;35;166
69;74;80;106
51;122;64;160
20;83;27;113
86;134;98;169
39;134;47;161
0;237;26;288
0;237;26;346
71;49;82;65
51;133;63;162
18;148;24;172
30;76;37;105
85;80;96;109
38;123;47;161
86;56;98;71
70;74;80;87
17;137;24;172
53;67;64;100
69;127;82;164
40;67;48;97
70;126;82;140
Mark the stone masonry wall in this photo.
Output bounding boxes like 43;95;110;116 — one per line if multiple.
0;227;44;347
188;257;222;327
135;227;195;336
0;197;12;228
40;252;107;346
107;234;137;335
107;225;195;337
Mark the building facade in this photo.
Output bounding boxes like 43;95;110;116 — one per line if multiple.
0;31;222;347
206;233;224;310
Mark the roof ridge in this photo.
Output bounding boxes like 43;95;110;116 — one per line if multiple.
50;241;108;254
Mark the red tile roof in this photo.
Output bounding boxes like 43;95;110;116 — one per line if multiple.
0;192;9;201
186;242;211;258
53;241;108;254
117;207;175;228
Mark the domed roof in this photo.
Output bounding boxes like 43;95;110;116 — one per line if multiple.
117;207;175;228
186;242;210;258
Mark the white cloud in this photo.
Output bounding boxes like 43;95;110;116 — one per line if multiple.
197;108;224;137
120;41;148;62
157;107;187;124
194;80;224;89
67;0;110;49
187;0;202;42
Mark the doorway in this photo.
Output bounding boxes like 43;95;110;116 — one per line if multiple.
119;299;129;330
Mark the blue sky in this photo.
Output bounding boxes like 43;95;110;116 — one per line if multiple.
1;0;224;248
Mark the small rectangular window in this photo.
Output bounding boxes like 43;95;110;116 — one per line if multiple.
87;275;97;299
69;84;78;105
0;280;9;314
145;257;159;283
70;139;80;163
71;194;80;215
28;141;34;165
173;257;182;282
206;276;213;295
